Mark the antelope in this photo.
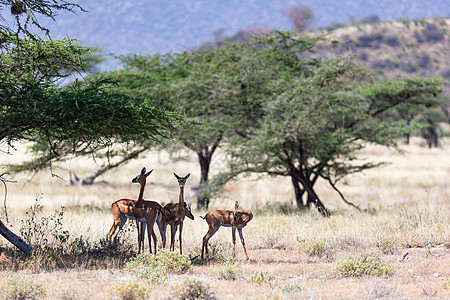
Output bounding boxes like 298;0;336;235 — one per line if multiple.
157;202;194;251
156;172;190;254
201;201;253;260
107;167;166;254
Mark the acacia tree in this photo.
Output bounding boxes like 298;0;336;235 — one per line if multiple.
225;55;444;216
0;1;178;253
100;44;276;209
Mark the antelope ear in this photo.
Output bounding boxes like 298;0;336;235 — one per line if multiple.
145;169;153;177
185;173;190;179
141;167;146;175
173;172;179;179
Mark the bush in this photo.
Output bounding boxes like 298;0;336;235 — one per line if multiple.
377;237;398;255
171;279;215;300
298;238;333;259
247;271;275;285
125;250;191;283
333;252;395;277
417;53;432;68
400;61;418;73
1;275;46;300
155;250;192;274
422;24;445;42
111;281;148;300
357;33;383;48
383;34;400;47
194;241;231;263
443;277;450;290
209;259;240;280
371;59;399;70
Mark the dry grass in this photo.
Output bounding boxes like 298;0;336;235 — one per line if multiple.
0;138;449;299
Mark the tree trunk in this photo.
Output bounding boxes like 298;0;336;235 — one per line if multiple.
290;175;306;209
405;118;411;144
0;220;32;255
197;152;212;210
291;171;330;217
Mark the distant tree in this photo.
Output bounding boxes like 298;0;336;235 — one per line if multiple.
283;5;314;31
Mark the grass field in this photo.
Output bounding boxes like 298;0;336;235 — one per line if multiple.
0;138;449;299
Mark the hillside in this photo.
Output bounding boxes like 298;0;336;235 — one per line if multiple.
317;17;450;90
31;0;449;70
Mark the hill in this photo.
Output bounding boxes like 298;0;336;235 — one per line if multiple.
31;0;450;69
317;17;450;88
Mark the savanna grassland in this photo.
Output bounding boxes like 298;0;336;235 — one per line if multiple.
0;138;449;299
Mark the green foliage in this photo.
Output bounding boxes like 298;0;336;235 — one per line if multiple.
125;250;191;283
298;238;333;259
247;271;275;285
1;275;45;300
171;279;215;300
333;252;395;277
111;281;148;300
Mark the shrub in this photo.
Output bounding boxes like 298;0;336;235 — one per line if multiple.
298;238;333;259
247;271;275;285
384;34;400;47
333;252;395;277
376;237;398;255
1;276;46;300
400;61;418;73
125;251;191;283
371;59;399;70
194;241;231;263
417;53;432;68
155;250;192;274
440;69;450;80
171;279;215;300
443;277;450;290
111;281;148;300
357;33;383;48
209;259;240;280
422;23;445;42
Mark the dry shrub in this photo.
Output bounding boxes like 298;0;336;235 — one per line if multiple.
366;282;394;299
125;250;191;283
297;238;333;260
443;277;450;290
333;252;395;277
247;271;275;285
209;259;240;280
111;281;148;300
170;279;215;300
1;275;45;299
376;237;398;255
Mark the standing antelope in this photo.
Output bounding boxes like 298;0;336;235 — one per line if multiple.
107;167;166;254
201;201;253;260
157;202;194;251
158;172;190;254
